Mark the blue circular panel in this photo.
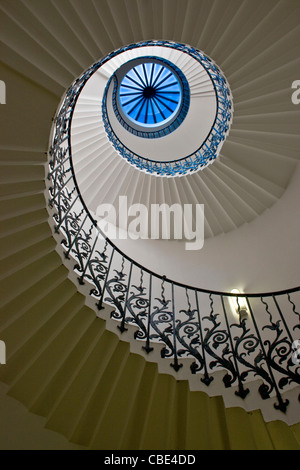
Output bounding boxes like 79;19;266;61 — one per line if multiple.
119;62;182;128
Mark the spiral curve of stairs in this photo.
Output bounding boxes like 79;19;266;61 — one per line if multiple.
0;0;300;450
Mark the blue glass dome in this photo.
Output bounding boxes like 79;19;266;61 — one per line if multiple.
101;42;232;174
119;62;182;127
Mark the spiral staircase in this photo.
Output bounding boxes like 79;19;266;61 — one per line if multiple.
0;0;300;450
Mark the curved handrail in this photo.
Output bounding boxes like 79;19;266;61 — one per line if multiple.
47;40;300;420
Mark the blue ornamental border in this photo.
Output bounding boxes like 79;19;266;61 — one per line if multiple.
99;40;233;177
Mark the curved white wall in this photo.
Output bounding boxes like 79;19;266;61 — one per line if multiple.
112;161;300;293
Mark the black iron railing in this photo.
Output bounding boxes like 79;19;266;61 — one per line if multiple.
46;41;300;418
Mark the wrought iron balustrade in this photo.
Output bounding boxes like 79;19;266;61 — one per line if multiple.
46;41;300;421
